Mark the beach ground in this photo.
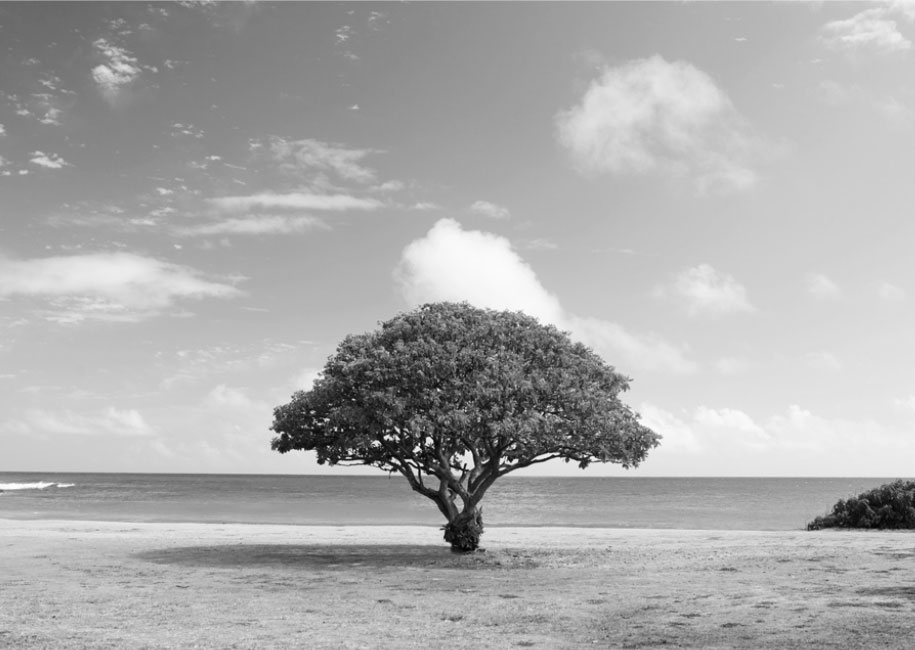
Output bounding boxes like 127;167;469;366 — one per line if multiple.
2;521;914;649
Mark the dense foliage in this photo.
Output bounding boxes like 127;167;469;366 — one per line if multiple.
807;480;915;530
271;302;660;551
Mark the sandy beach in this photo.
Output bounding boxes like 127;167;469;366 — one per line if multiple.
2;520;915;649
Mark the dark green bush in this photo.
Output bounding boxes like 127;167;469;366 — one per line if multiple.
808;480;915;530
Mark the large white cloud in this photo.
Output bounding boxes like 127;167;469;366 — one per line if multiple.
555;56;761;195
0;252;241;322
395;218;695;374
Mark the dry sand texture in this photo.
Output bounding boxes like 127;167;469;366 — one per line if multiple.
2;520;915;649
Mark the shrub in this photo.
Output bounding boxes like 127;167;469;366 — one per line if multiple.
807;480;915;530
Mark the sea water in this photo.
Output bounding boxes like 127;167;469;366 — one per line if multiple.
0;473;904;531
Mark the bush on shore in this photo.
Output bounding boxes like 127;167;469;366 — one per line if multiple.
807;479;915;530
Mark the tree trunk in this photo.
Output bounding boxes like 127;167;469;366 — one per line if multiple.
443;507;483;553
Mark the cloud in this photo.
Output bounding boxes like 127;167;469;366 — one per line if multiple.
208;192;382;212
0;252;241;322
92;39;143;105
819;80;914;128
804;350;842;371
30;151;70;169
694;405;768;436
205;384;265;410
261;137;380;184
0;123;5;136
395;218;696;374
518;238;559;252
658;264;755;316
176;215;326;236
555;55;763;195
820;7;912;54
7;407;154;437
805;272;841;300
470;200;511;220
879;282;907;302
410;202;441;211
715;356;750;375
893;395;915;411
638;403;700;452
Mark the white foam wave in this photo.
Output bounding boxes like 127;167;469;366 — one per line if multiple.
0;481;75;491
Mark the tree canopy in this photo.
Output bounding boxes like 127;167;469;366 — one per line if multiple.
271;302;660;551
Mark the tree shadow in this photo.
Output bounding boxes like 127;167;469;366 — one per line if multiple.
134;543;536;570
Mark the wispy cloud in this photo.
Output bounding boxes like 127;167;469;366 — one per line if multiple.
395;218;696;374
6;407;154;437
805;272;841;300
819;80;914;128
820;7;912;54
0;252;241;323
208;192;382;212
879;282;907;302
259;137;380;184
804;350;842;371
470;200;511;220
556;55;765;195
176;215;326;236
657;264;755;316
643;402;912;466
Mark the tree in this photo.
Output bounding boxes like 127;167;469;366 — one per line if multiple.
270;302;660;552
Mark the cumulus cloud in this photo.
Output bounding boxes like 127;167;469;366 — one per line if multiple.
30;151;70;169
208;192;382;212
639;403;701;452
0;252;241;323
820;7;912;54
658;264;755;316
395;218;696;374
805;272;841;300
694;405;770;443
176;215;326;236
470;200;511;220
555;55;763;195
8;407;154;437
92;39;143;105
639;402;913;473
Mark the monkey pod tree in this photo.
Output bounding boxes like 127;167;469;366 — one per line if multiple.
271;302;660;553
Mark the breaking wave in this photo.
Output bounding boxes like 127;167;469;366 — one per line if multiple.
0;482;75;491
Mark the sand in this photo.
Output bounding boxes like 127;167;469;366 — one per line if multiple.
2;520;915;649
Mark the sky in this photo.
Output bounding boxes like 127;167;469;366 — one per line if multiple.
2;2;915;477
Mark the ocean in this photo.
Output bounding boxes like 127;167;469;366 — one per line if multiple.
0;473;904;531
